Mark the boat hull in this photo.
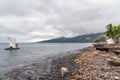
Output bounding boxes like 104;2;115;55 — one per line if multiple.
5;48;20;50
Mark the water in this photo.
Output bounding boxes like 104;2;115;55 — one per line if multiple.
0;43;92;76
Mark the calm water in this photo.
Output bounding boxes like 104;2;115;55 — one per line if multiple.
0;43;92;75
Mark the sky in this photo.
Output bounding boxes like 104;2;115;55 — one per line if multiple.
0;0;120;42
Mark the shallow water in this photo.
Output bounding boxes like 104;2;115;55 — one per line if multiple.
0;43;92;76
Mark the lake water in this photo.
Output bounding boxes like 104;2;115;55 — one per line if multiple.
0;43;92;76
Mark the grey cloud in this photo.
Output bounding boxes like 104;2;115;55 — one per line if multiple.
0;0;26;16
0;0;120;42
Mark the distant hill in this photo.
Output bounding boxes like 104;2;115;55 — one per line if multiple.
38;32;104;43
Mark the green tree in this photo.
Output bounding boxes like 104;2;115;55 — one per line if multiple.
112;24;120;43
105;24;115;39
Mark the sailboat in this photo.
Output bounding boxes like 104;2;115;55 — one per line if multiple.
5;37;20;50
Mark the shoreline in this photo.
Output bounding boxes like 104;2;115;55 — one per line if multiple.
1;47;89;80
70;46;120;80
3;45;119;80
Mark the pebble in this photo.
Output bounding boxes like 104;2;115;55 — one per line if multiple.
114;76;120;80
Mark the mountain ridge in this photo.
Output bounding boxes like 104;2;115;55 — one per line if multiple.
38;32;104;43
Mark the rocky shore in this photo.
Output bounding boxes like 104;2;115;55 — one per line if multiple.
70;46;120;80
1;46;120;80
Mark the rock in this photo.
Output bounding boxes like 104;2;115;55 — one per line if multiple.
114;76;120;80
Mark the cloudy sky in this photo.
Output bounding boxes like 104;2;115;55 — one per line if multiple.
0;0;120;42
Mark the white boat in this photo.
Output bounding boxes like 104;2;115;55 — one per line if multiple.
5;37;20;50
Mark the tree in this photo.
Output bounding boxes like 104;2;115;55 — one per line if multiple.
105;24;115;39
112;24;120;43
105;23;120;43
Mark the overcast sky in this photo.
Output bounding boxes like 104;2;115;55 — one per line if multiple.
0;0;120;42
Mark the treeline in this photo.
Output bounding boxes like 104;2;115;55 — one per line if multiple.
96;24;120;43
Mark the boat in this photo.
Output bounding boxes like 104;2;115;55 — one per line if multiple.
5;47;20;50
5;37;20;50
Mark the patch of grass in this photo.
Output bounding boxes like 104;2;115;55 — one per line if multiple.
70;72;81;80
72;55;81;60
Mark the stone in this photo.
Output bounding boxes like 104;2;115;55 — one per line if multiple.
114;76;120;80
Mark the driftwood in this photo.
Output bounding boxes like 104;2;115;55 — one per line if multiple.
93;44;120;55
111;50;120;55
107;60;120;66
93;44;108;51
